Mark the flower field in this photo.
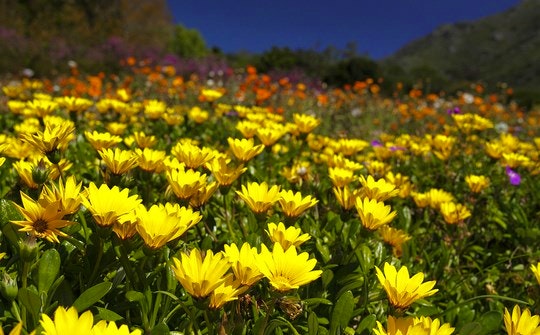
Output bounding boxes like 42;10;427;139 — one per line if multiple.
0;62;539;335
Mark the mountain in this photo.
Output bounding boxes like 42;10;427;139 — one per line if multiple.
382;0;540;100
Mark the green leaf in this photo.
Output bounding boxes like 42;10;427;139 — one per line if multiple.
308;311;319;335
95;307;124;322
459;322;483;335
126;290;145;302
479;310;502;333
72;281;112;312
38;249;61;294
151;323;170;335
355;314;376;335
329;290;354;335
18;287;41;323
303;298;333;307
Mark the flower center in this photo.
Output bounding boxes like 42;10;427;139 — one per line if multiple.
33;219;48;233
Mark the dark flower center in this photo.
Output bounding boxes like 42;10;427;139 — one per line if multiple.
34;219;48;233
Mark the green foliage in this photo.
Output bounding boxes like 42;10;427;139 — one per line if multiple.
169;24;209;58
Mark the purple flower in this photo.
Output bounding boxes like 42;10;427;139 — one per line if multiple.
505;166;521;186
371;140;383;147
447;107;461;115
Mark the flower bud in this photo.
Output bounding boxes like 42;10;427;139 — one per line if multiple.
19;236;38;262
0;272;18;301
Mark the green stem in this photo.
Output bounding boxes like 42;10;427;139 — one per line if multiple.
113;237;138;290
436;295;530;318
258;298;277;335
203;310;214;335
87;236;104;287
223;192;237;241
150;288;162;329
20;260;30;325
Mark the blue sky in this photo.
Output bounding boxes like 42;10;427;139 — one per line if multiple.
167;0;520;59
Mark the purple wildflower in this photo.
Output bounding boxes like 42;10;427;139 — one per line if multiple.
371;140;383;147
447;107;461;115
505;166;521;186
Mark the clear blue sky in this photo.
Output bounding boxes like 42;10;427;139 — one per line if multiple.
167;0;520;60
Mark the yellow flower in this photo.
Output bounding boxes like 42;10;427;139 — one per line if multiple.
26;98;58;118
504;305;540;335
266;222;310;250
374;316;414;335
439;202;471;224
84;131;123;151
132;131;158;149
209;275;248;310
19;119;75;155
411;192;430;208
333;186;358;210
375;262;438;310
236;120;259;138
81;183;141;227
427;188;454;210
13;160;40;189
166;167;207;200
171;142;215;169
378;225;411;257
256;243;322;292
0;321;23;335
465;175;490;193
236;182;281;214
189;181;219;208
171;249;231;299
531;262;540;286
328;167;356;188
278;190;318;218
136;203;201;249
355;197;397;231
40;306;94;335
227;137;265;162
293;113;321;133
143;99;167;119
223;242;264;286
359;175;399;201
99;148;139;175
188;106;209;123
255;126;286;146
374;316;455;335
201;88;224;102
11;192;74;243
206;157;247;186
40;175;83;215
134;148;166;172
385;172;412;198
91;320;142;335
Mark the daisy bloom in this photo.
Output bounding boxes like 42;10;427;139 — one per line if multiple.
355;197;397;231
465;174;490;193
91;320;142;335
504;305;540;335
439;202;471;224
40;306;94;335
236;182;281;214
375;262;438;310
359;175;399;201
84;131;122;151
209;275;248;310
227;137;265;162
266;222;311;250
278;190;318;218
293;113;321;134
11;192;74;243
171;249;231;299
99;148;139;175
256;243;322;292
223;242;264;286
81;183;141;227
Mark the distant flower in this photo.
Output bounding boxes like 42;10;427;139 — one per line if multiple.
505;166;521;185
465;175;490;193
439;202;471;224
504;305;540;335
227;137;265;162
81;183;141;227
446;107;461;115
